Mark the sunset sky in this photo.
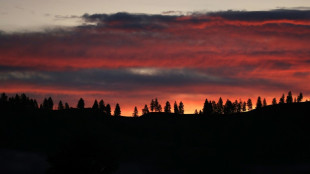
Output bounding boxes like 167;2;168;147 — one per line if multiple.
1;1;310;115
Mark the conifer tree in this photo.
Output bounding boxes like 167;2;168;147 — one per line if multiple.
150;99;155;112
174;101;179;114
99;99;105;112
65;102;70;109
77;98;85;109
179;101;184;114
58;100;64;110
297;92;303;102
133;106;138;117
242;101;246;112
142;104;149;115
263;98;267;107
217;97;224;114
92;100;99;109
256;96;262;109
164;101;171;113
114;103;121;116
247;98;253;111
279;94;285;104
286;91;293;103
106;104;111;116
272;98;277;105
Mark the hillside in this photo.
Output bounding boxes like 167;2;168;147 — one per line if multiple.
1;102;310;173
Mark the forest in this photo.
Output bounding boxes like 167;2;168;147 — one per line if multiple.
1;91;310;174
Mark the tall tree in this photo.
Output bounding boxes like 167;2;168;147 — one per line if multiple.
286;91;293;103
58;100;64;110
164;101;171;113
179;101;184;114
297;92;303;102
99;99;105;112
279;94;285;104
150;99;155;112
77;98;85;109
247;99;253;111
272;98;277;105
106;104;111;116
263;98;267;107
92;100;99;110
174;101;179;114
142;104;149;115
48;97;54;110
114;103;121;116
65;102;70;109
217;97;224;114
224;99;234;114
203;98;213;115
242;101;246;112
133;106;138;117
256;96;262;109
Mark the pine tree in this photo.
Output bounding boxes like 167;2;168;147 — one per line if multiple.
263;98;267;107
247;98;253;111
179;101;184;114
272;98;277;105
77;98;85;109
65;102;70;109
99;100;105;112
242;101;246;112
92;100;99;109
58;100;64;110
114;103;121;116
286;91;293;103
106;104;111;116
164;101;171;113
217;97;224;114
48;97;54;110
297;92;303;102
194;109;198;115
133;106;138;117
279;94;285;104
142;104;149;115
224;99;233;114
150;99;155;112
174;101;179;114
256;96;262;109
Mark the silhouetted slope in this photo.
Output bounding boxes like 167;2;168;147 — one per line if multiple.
1;102;310;173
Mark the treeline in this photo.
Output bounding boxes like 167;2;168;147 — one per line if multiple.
0;91;305;116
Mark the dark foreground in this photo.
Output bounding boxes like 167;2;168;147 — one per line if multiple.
1;102;310;174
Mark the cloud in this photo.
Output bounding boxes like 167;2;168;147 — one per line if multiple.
0;9;310;114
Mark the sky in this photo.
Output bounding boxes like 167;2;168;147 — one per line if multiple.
0;1;310;115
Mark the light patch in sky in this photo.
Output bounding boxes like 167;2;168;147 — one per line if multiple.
0;0;309;32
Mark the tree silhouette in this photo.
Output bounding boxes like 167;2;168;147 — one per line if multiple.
114;103;121;117
65;102;70;109
279;94;285;104
92;100;99;110
179;101;184;114
263;98;267;107
174;101;179;114
217;97;224;114
233;100;241;113
77;98;85;109
242;101;246;112
106;104;111;116
98;99;106;112
203;98;213;116
256;96;262;109
58;100;64;110
194;109;198;115
164;101;171;113
297;92;303;102
150;99;155;112
142;104;149;115
286;91;293;103
247;98;252;111
133;106;138;117
272;98;277;105
224;99;234;114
